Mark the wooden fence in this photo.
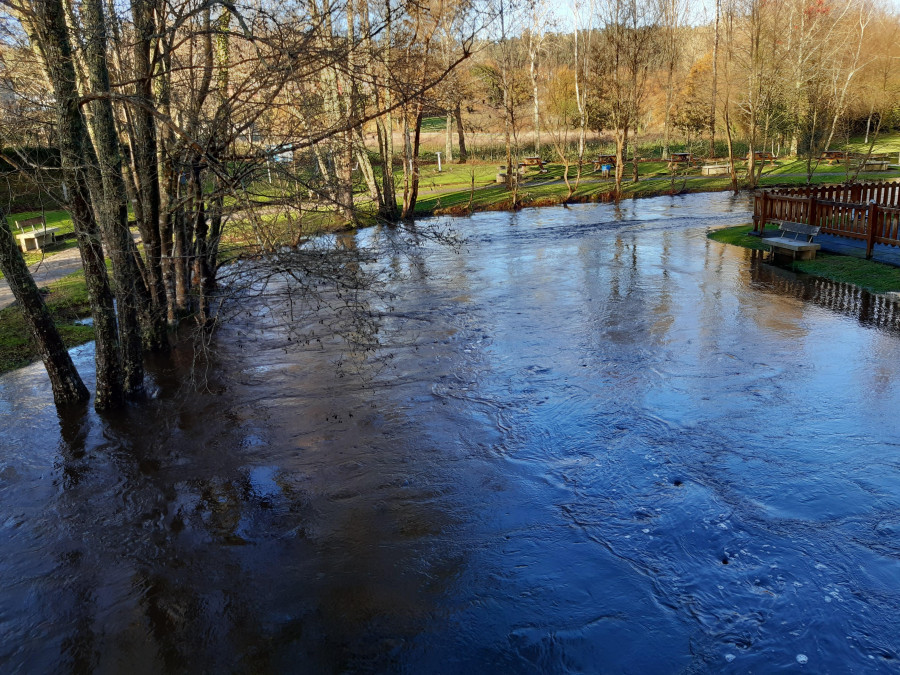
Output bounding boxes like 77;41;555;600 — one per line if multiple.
752;182;900;258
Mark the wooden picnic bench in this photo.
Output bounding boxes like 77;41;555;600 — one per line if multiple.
765;221;821;262
748;151;777;164
592;155;617;172
668;152;694;170
14;216;60;253
820;150;847;164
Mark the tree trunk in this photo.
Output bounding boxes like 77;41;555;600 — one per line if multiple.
710;0;719;158
130;0;167;341
82;0;147;394
402;108;424;218
445;111;454;162
614;127;628;197
724;102;738;193
530;46;540;154
22;0;125;410
0;208;89;406
455;101;468;163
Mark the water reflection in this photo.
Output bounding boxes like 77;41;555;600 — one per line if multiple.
2;192;900;672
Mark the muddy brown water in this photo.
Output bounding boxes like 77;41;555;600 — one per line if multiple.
2;193;900;673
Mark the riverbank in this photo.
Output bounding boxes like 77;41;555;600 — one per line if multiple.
708;224;900;293
412;160;900;216
0;270;94;374
5;187;900;376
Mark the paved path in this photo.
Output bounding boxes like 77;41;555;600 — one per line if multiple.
0;233;142;311
0;245;88;311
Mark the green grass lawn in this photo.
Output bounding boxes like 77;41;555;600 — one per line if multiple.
708;224;900;293
0;269;95;374
6;209;74;235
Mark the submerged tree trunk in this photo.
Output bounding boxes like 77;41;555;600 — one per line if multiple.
130;0;167;329
23;0;125;410
0;209;89;406
82;0;147;394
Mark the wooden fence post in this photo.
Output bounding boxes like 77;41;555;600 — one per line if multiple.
758;191;767;233
866;201;879;259
808;194;817;228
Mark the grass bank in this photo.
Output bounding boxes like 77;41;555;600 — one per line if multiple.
708;224;900;294
413;161;900;217
0;270;95;375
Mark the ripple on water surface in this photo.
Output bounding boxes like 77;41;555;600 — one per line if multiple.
1;192;900;672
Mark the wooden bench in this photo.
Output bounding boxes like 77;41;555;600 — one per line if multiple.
765;221;821;262
14;216;61;253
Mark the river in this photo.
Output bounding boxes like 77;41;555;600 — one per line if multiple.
2;192;900;673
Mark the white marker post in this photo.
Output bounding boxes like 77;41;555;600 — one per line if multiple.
436;151;442;172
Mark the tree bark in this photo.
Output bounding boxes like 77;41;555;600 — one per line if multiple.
130;0;166;322
0;208;88;406
445;111;454;162
22;0;125;410
455;101;468;163
82;0;147;393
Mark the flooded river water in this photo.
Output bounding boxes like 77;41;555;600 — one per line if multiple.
3;192;900;673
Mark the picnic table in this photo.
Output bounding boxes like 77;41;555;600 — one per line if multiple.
667;152;694;169
14;216;60;253
748;151;776;164
522;156;544;168
592;155;617;172
820;150;847;164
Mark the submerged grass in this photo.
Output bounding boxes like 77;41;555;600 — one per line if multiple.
0;270;95;375
708;224;900;293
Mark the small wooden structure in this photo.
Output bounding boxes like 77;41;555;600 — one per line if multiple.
522;156;544;168
765;221;821;262
820;150;847;164
14;216;60;253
